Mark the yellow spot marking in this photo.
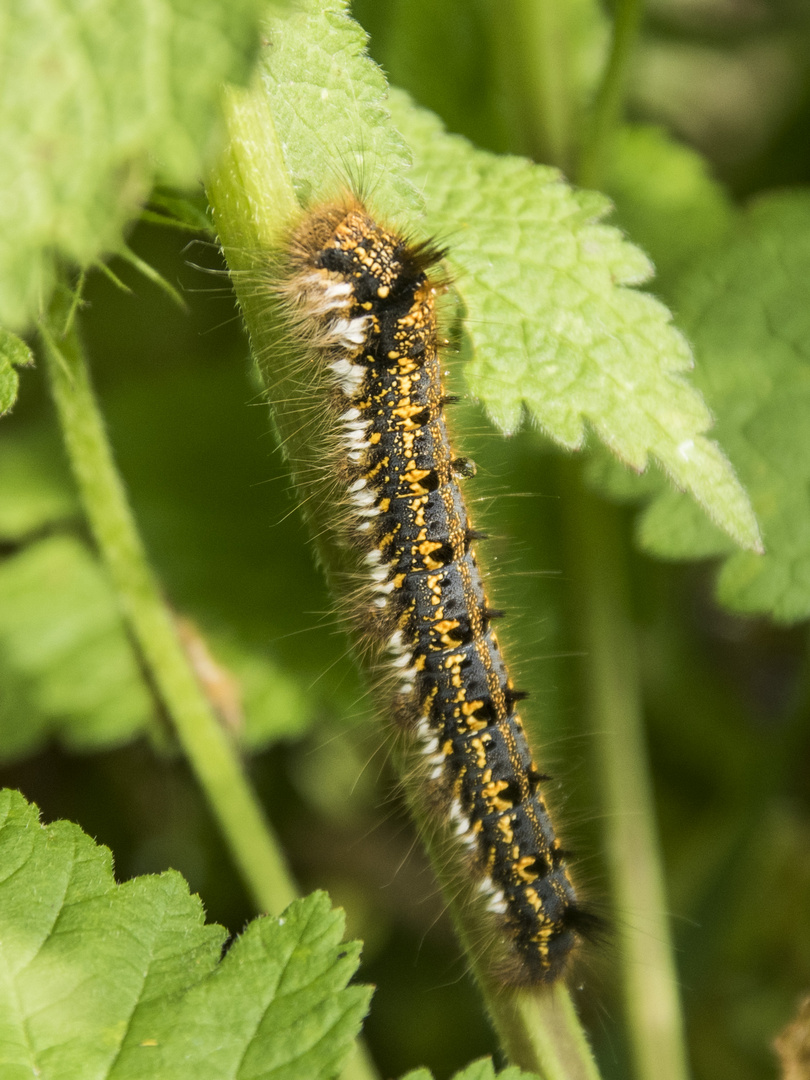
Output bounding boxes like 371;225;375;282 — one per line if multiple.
498;816;514;843
393;404;426;420
470;737;487;769
516;856;539;883
482;779;513;812
419;540;444;557
523;887;543;913
405;468;432;483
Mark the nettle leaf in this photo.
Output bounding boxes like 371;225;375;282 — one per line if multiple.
0;532;313;760
401;1060;541;1080
0;0;264;331
0;329;34;415
262;0;421;218
0;790;369;1079
635;192;810;622
385;90;760;554
153;897;368;1080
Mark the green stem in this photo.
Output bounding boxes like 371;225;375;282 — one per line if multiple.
519;0;570;170
207;77;602;1080
559;458;691;1080
491;0;576;170
39;291;298;918
578;0;645;188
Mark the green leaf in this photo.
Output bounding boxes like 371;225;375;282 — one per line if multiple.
0;790;223;1080
604;124;736;290
385;90;761;553
0;328;34;415
262;0;422;218
0;789;369;1079
636;191;810;622
152;890;369;1080
0;0;264;331
400;1060;541;1080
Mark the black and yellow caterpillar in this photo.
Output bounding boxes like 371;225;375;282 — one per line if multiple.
277;196;595;983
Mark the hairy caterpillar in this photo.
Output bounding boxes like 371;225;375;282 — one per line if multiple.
271;194;596;984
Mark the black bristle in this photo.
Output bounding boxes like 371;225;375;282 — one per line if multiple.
404;238;447;272
562;905;607;942
482;606;505;621
527;767;552;793
551;846;575;865
465;527;489;544
504;688;530;710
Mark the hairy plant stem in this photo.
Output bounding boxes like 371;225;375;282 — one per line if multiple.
578;0;645;187
39;292;298;917
559;458;691;1080
207;78;603;1080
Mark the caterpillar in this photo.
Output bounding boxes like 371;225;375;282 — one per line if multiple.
272;194;595;984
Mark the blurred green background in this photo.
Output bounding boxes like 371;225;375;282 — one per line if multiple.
2;2;810;1079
